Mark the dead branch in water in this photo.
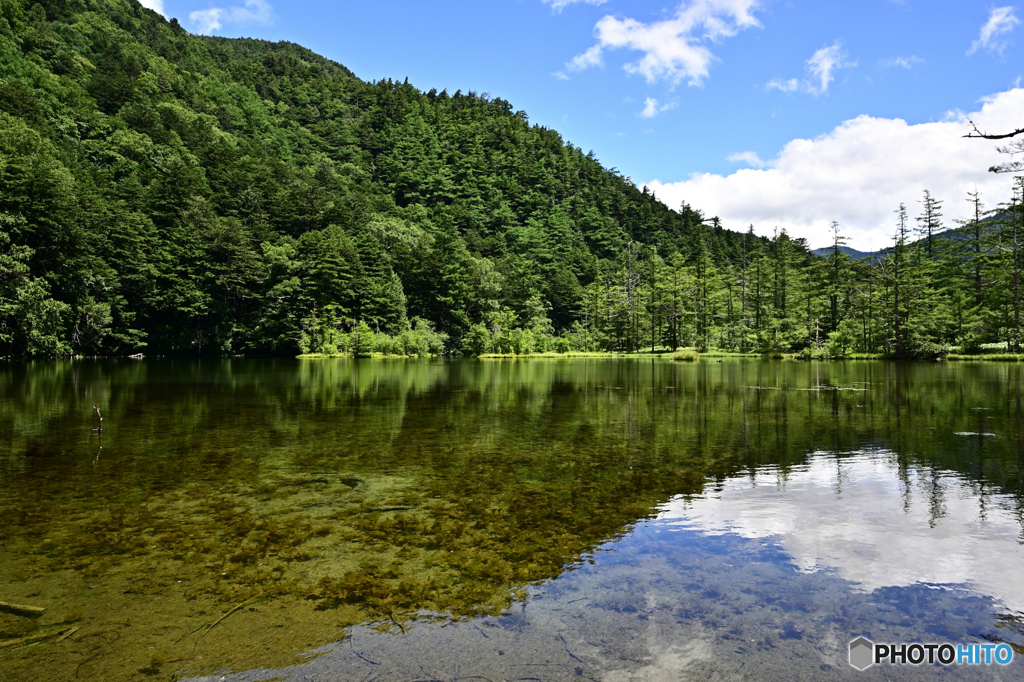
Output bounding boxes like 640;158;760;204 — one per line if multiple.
185;593;264;659
0;627;65;648
56;626;80;642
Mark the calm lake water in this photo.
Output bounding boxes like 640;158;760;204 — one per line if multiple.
1;358;1023;681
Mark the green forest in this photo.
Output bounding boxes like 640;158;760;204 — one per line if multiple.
1;0;1023;359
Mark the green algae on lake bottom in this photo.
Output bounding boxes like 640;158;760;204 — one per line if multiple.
1;358;1024;680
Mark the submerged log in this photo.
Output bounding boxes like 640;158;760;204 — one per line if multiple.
0;601;46;616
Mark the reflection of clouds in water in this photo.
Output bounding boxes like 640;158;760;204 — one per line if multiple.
659;452;1024;611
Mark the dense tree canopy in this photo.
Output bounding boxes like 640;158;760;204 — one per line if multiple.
0;0;751;356
1;0;1023;358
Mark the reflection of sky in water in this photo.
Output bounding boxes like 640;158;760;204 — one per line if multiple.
189;452;1024;681
660;451;1024;612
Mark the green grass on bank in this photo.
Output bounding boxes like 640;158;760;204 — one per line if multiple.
296;350;1024;362
946;353;1024;362
478;351;623;358
297;352;428;359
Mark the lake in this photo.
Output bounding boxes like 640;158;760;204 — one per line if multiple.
1;358;1022;680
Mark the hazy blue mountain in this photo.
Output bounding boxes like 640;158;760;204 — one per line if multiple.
810;245;882;261
812;214;1012;262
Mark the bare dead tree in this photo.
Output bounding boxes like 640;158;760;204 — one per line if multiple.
965;119;1024;140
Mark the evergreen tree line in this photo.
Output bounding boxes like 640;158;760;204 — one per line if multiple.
0;0;1021;358
554;180;1024;358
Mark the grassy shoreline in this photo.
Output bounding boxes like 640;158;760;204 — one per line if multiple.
296;350;766;360
945;353;1024;362
296;350;1024;362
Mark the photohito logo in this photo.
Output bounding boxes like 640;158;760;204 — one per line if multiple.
849;637;1014;670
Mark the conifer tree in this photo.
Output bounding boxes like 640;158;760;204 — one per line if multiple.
428;218;473;341
994;178;1024;351
916;190;943;258
966;189;986;303
885;204;912;356
692;225;717;351
827;221;850;334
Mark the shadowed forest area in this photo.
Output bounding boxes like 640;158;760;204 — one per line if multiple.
1;0;1023;359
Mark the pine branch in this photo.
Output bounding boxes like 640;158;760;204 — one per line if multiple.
990;161;1024;174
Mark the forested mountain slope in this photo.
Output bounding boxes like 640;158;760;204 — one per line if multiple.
0;0;753;356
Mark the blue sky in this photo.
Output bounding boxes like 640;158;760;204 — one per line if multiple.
141;0;1024;249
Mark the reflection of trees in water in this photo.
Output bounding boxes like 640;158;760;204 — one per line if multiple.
3;358;1024;585
3;357;1024;497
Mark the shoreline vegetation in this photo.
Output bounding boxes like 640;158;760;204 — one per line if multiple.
293;349;1024;362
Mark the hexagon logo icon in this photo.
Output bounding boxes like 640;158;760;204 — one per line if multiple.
849;637;874;670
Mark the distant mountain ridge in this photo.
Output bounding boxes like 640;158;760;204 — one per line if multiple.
810;245;881;261
811;214;1011;261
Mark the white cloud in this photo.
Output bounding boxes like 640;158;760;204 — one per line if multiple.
640;97;660;118
567;44;604;71
189;0;273;35
879;55;923;69
553;70;570;81
806;41;853;94
727;150;766;167
765;41;854;96
138;0;165;15
189;8;224;34
765;77;798;93
229;0;273;23
542;0;610;12
646;88;1023;251
639;97;676;118
568;0;762;86
968;6;1020;55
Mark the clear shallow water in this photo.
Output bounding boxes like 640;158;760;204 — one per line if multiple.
1;358;1023;680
